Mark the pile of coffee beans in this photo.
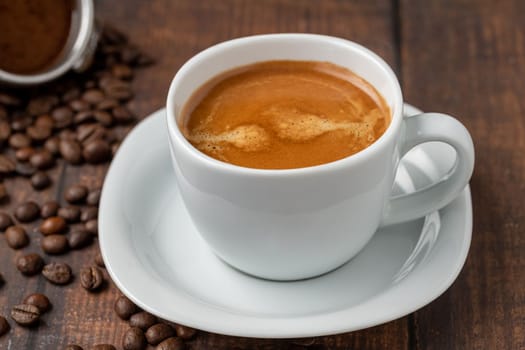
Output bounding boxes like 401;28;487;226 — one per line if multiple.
0;24;200;349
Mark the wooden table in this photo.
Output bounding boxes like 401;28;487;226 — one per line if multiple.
1;0;523;349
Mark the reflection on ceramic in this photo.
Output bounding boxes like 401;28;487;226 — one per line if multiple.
99;104;472;338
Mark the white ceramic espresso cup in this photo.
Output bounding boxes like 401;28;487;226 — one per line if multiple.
166;34;475;281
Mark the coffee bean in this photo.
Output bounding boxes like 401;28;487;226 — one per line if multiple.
0;212;13;231
0;155;16;174
174;325;197;340
10;114;32;132
35;114;55;129
60;128;77;140
0;316;9;337
0;92;21;106
15;147;35;161
94;110;113;126
11;304;40;326
91;345;116;350
41;234;69;255
66;345;84;350
42;262;72;285
40;216;67;235
74;110;95;124
65;184;88;203
82;89;105;104
27;95;59;115
15;161;37;177
30;150;55;170
31;171;51;190
81;207;98;222
102;79;133;101
83;139;111;163
112;106;134;124
96;98;119;111
62;88;81;103
112;64;133;80
156;337;184;350
69;229;93;249
145;324;175;345
0;120;11;143
58;206;81;223
52;106;74;128
15;201;40;222
114;295;140;320
80;266;104;291
41;201;60;218
94;251;105;267
76;123;99;143
8;133;31;149
16;253;44;275
0;183;7;201
44;137;61;155
86;189;101;206
27;125;52;142
122;327;147;350
129;312;157;331
23;293;51;313
5;226;29;249
85;219;98;235
59;139;83;164
69;98;91;112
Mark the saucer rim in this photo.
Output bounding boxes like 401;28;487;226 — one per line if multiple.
99;105;472;338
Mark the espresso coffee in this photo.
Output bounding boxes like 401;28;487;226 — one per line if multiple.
181;60;390;169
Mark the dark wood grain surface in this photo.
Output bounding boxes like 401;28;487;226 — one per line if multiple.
0;0;523;349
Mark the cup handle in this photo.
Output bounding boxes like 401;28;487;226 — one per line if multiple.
381;113;475;226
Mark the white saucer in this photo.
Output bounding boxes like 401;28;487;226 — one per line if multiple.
99;104;472;338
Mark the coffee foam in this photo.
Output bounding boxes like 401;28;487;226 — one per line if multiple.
188;124;269;152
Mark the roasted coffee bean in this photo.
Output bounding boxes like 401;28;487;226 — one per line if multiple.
87;189;101;206
0;92;21;106
81;207;98;222
76;123;99;142
69;98;90;112
0;212;13;231
0;316;9;336
16;253;44;275
58;206;81;223
69;229;93;249
15;147;35;161
156;337;184;350
85;219;98;235
0;120;11;142
41;234;69;255
62;88;81;103
31;171;51;190
35;114;55;129
83;139;111;163
44;137;61;155
30;150;55;170
112;64;133;80
112;106;134;123
52;106;74;128
40;216;67;236
97;98;119;111
94;110;113;126
8;133;31;149
103;79;133;101
122;327;147;350
11;304;40;326
80;266;104;291
82;89;105;104
5;226;29;249
42;262;72;285
15;161;37;177
94;251;105;267
0;183;7;201
27;95;59;115
60;129;77;140
0;155;16;173
27;125;52;142
114;295;140;320
74;110;95;124
15;201;40;222
145;324;175;345
174;325;197;340
23;293;51;313
10;114;32;132
91;345;116;350
59;139;83;164
65;184;88;203
129;312;157;331
65;345;84;350
41;201;59;218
